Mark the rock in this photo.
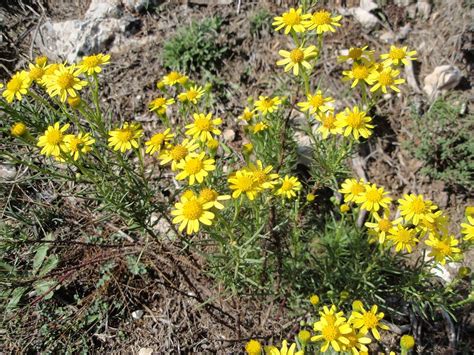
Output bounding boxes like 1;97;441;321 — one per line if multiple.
85;0;123;19
0;163;17;181
138;348;154;355
379;24;411;44
351;7;379;31
397;23;412;41
423;65;462;99
123;0;162;13
406;4;418;19
222;129;235;142
417;0;432;20
132;309;144;320
394;0;415;5
379;31;395;43
359;0;378;12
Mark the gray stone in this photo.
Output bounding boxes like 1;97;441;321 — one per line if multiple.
423;65;462;99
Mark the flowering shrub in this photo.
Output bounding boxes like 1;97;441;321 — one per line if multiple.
0;3;472;353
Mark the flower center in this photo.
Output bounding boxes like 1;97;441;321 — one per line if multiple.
29;67;44;80
321;323;339;341
57;72;75;89
346;112;363;128
195;117;212;131
290;48;305;63
187;90;198;100
253;171;267;184
46;129;63;145
310;95;324;108
350;183;365;195
152;98;167;107
390;48;405;59
312;11;331;25
362;312;378;328
260;99;273;109
349;48;362;59
437;241;451;255
322;114;336;128
184;158;203;174
366;189;382;202
236;175;254;191
353;65;369;79
199;188;217;203
281;181;294;191
7;77;22;91
378;72;393;86
68;137;83;151
411;198;426;213
378;219;391;231
170;145;188;161
83;56;100;68
397;229;411;243
282;12;300;25
182;200;203;220
116;128;133;142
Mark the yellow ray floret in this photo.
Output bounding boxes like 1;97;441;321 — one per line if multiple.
108;122;143;153
277;45;318;76
171;195;214;235
175;152;216;185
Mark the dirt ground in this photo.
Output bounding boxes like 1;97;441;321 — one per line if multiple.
0;0;473;353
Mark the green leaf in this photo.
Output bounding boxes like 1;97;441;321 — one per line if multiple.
39;255;59;276
33;279;56;300
33;244;49;275
6;287;27;310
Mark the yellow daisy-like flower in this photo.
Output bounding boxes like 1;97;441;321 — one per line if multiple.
255;96;282;115
178;85;205;104
318;305;344;324
369;66;405;94
67;96;81;108
342;63;375;88
228;170;261;201
27;62;46;83
425;234;461;265
310;294;320;305
380;46;417;66
461;216;474;241
297;90;334;114
277;45;318;76
272;8;307;34
175;152;215;185
417;209;449;235
145;128;174;155
185;112;222;142
35;55;48;67
246;160;279;189
251;121;268;134
388;224;419;253
159;139;199;171
342;330;372;355
303;10;342;34
365;210;402;244
63;132;95;161
265;340;303;355
149;97;175;115
107;122;143;153
400;335;415;350
339;178;366;203
316;111;341;139
206;138;219;151
239;107;255;122
397;194;438;226
275;175;302;199
311;316;352;352
338;46;374;63
11;122;27;137
351;304;389;341
335;106;374;140
2;71;31;103
355;183;392;212
170;195;214;235
43;63;59;76
78;53;110;75
162;71;188;86
44;64;87;102
198;188;230;210
37;122;70;157
245;339;262;355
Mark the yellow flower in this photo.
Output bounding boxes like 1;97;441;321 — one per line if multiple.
2;71;31;103
298;90;334;114
239;107;255;122
277;45;318;76
175;152;215;185
27;62;46;83
338;46;374;63
206;138;219;151
380;46;417;66
63;132;95;161
311;316;352;352
342;63;375;88
425;234;461;265
365;210;402;244
265;340;303;355
388;224;419;253
369;66;405;94
170;195;214;235
461;216;474;241
298;330;311;346
352;300;364;312
162;71;188;86
185;112;222;142
400;335;415;350
318;305;344;324
306;193;316;202
342;330;372;355
272;8;307;34
339;178;366;202
246;160;279;189
43;63;60;76
275;175;302;199
397;194;437;226
107;122;143;153
11;122;27;137
465;206;474;218
178;85;205;104
159;139;199;170
355;183;392;212
316;111;341;139
340;204;350;213
228;170;260;200
149;97;175;115
335;106;374;140
310;294;320;305
78;53;110;75
37;122;70;157
303;10;342;34
198;188;230;210
35;55;48;67
44;64;87;102
145;128;174;155
350;304;389;340
251;121;269;134
417;209;449;235
67;96;81;108
245;339;262;355
255;96;282;115
243;143;254;154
